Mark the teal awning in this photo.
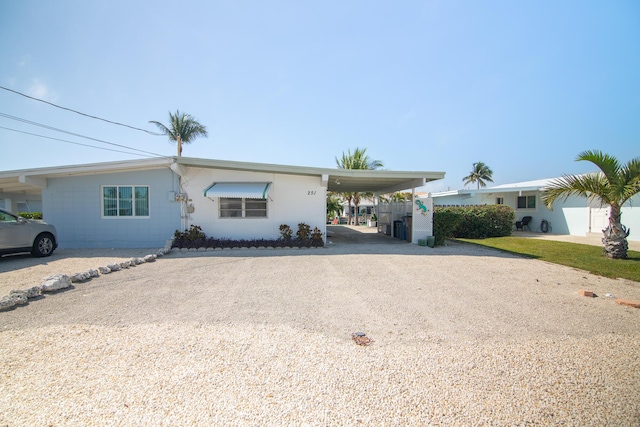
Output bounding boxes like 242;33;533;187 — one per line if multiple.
204;182;271;199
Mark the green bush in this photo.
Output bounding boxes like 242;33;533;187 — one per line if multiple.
433;207;463;245
279;224;293;240
296;223;311;241
174;224;206;241
18;212;43;220
434;205;514;244
453;205;514;239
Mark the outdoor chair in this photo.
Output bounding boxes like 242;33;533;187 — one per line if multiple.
515;216;532;231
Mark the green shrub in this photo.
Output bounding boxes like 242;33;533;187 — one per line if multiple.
433;207;463;245
453;205;514;239
296;223;311;241
311;227;323;244
174;224;206;241
18;212;43;220
434;205;514;244
279;224;293;240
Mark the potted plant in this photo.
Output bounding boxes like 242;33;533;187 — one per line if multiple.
368;214;377;227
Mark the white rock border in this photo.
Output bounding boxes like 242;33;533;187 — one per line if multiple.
0;246;172;312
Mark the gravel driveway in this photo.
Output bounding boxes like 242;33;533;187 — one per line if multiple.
1;234;639;425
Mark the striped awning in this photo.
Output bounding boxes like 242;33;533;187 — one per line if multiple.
204;182;271;199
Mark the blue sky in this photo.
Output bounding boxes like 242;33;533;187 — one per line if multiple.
1;1;638;192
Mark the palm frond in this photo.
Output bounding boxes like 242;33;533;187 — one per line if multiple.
576;150;620;184
541;173;611;209
149;120;175;141
463;161;493;188
336;147;383;170
151;110;208;152
616;157;640;205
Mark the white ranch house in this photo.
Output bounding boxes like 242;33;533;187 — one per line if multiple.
0;157;444;248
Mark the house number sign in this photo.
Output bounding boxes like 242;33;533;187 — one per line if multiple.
307;191;317;195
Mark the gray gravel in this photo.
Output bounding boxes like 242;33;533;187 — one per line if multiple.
1;238;639;426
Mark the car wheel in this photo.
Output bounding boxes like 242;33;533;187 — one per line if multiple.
31;233;56;257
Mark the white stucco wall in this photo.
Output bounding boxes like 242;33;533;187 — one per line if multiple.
181;167;327;241
619;195;640;242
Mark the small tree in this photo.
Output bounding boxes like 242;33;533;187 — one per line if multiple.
541;150;640;259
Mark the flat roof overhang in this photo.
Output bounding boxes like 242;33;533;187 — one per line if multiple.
0;156;445;196
175;157;445;194
0;158;171;195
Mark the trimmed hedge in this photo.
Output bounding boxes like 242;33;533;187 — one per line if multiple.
434;205;514;244
433;207;462;246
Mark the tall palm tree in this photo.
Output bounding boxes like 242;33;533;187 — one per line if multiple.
463;161;494;189
541;150;640;259
335;148;384;225
336;147;384;171
150;110;208;156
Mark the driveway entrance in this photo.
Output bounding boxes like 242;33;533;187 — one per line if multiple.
326;225;406;245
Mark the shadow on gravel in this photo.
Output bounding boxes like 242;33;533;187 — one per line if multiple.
0;248;157;274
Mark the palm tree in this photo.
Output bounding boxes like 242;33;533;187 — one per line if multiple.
463;161;494;189
541;150;640;259
335;147;384;171
335;148;384;225
326;192;343;221
150;110;208;156
343;192;354;225
378;192;412;203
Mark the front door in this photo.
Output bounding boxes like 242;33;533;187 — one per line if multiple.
590;207;609;233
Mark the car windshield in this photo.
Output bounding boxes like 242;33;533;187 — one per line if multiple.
0;209;18;222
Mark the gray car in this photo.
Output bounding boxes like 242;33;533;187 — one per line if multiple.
0;208;58;257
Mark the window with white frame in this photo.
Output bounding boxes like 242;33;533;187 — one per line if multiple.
517;195;536;209
496;197;504;205
102;185;150;218
219;197;267;218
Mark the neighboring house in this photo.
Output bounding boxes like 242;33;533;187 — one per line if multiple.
432;178;640;242
339;192;429;226
0;157;444;248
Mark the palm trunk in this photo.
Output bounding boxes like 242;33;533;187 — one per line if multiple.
177;135;182;157
353;193;361;226
353;201;359;225
602;205;629;259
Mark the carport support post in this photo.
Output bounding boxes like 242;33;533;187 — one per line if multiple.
375;195;380;233
411;187;416;243
391;197;396;238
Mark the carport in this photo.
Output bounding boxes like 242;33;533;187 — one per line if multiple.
323;168;445;244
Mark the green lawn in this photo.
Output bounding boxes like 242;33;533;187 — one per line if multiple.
455;237;640;283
